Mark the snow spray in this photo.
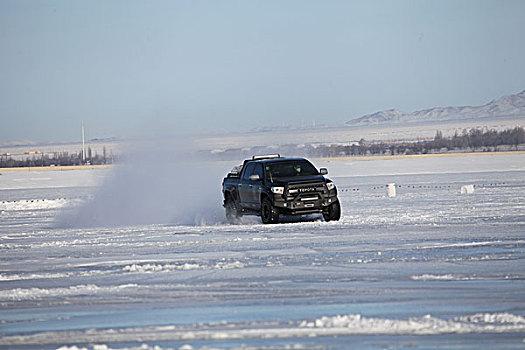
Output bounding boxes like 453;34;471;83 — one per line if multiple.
55;138;233;228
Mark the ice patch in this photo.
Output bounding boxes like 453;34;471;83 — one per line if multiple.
123;263;203;273
0;272;71;281
57;346;88;350
300;313;525;334
0;284;138;301
3;313;525;346
457;313;525;324
410;274;475;281
56;345;217;350
0;198;77;211
122;261;245;273
410;274;520;281
416;240;525;250
214;261;245;269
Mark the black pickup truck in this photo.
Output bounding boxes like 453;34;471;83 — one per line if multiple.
222;155;340;224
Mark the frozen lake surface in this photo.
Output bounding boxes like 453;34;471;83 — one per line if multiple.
1;153;524;349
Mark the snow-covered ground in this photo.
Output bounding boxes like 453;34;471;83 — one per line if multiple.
1;153;524;349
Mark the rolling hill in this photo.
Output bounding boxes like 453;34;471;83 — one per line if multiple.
347;90;525;126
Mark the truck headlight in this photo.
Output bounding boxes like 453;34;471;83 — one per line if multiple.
271;186;284;194
326;182;335;190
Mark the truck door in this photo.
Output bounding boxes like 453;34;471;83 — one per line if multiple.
239;162;255;206
250;163;264;209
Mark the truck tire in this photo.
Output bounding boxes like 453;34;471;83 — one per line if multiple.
323;201;341;222
261;197;279;224
225;195;241;224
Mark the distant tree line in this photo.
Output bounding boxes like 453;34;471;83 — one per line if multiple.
0;146;116;168
2;127;523;167
205;126;525;160
308;126;525;157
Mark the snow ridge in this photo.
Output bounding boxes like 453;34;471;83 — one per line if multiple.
0;284;138;301
2;313;525;346
299;313;525;334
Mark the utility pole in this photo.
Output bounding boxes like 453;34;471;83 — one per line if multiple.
81;121;86;163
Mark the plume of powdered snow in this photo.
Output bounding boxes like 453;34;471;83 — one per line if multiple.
56;138;231;228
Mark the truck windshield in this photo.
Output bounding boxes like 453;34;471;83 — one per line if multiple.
265;160;319;180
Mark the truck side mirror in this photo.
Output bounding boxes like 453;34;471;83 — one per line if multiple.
249;174;260;181
320;168;328;175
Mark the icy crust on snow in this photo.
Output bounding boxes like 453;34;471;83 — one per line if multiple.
2;165;525;348
0;272;71;281
409;274;517;281
0;259;246;283
457;313;525;324
123;261;245;273
299;313;525;334
56;345;174;350
0;284;138;302
56;344;308;350
123;263;202;273
2;313;525;346
410;274;476;281
0;198;81;211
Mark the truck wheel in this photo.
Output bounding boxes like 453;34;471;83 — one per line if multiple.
261;197;279;224
225;196;241;224
323;201;341;222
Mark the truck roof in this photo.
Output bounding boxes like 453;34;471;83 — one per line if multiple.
243;157;307;165
226;157;315;178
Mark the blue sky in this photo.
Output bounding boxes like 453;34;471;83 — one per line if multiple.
1;0;524;142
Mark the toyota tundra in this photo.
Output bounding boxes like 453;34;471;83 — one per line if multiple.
222;155;341;224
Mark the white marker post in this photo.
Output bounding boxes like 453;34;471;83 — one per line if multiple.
387;183;396;198
460;184;475;194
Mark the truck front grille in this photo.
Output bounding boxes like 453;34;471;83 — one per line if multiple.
288;182;325;195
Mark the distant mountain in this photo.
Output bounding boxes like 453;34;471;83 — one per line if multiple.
346;90;525;126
